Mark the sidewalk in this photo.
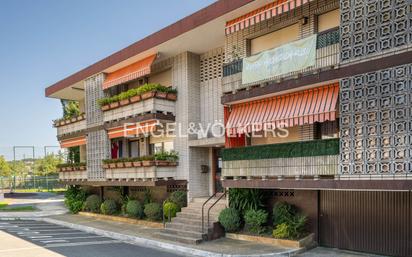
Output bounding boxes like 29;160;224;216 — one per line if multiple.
44;214;299;257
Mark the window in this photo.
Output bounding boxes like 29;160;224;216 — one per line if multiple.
128;140;140;158
318;9;340;32
149;141;174;154
250;23;300;55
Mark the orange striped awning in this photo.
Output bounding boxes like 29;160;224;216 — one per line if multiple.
103;54;157;90
226;83;339;135
108;120;159;139
60;136;86;148
225;0;313;35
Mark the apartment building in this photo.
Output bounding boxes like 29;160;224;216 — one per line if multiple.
46;0;411;255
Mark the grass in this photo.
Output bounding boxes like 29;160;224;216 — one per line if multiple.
0;203;37;212
13;188;66;195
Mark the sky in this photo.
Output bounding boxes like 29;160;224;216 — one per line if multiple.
0;0;215;160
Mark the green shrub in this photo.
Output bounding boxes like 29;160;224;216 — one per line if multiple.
169;191;187;208
272;223;290;239
273;202;296;226
126;200;144;218
154;150;179;162
163;202;180;220
64;186;86;214
244;209;268;234
100;199;118;215
83;195;101;213
229;188;263;214
144;203;162;221
143;189;153;205
218;208;241;232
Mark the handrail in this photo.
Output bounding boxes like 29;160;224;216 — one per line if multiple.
206;190;227;234
201;193;218;233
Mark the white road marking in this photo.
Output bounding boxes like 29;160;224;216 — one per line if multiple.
32;235;104;241
17;231;39;235
45;240;122;248
29;235;53;239
21;232;89;236
40;239;68;243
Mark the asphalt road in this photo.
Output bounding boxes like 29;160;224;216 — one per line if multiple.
0;219;183;257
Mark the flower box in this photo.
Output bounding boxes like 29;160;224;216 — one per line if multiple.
116;162;125;168
79;166;86;171
101;105;110;111
155;160;170;166
141;91;156;100
156;91;168;99
132;161;142;167
124;161;133;168
142;160;155;166
102;163;110;169
168;161;178;166
166;93;177;101
130;95;141;103
120;99;130;106
109;163;117;169
109;102;120;109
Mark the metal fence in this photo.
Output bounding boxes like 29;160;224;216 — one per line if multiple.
0;175;66;192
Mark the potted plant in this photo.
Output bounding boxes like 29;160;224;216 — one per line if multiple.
154;151;170;166
124;158;133;168
130;94;141;103
116;159;125;168
108;161;117;169
141;156;155;166
166;93;177;101
132;158;142;167
141;90;156;100
101;104;110;111
156;89;168;99
109;101;119;109
102;163;110;169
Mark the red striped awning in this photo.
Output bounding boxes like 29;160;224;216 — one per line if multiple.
108;120;159;139
103;54;157;90
225;0;313;35
60;136;87;148
226;83;339;135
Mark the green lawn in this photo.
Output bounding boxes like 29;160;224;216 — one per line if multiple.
13;188;66;195
0;203;37;212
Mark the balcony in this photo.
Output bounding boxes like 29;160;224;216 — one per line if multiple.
58;163;87;181
54;114;86;137
99;85;177;123
222;28;340;94
221;139;339;179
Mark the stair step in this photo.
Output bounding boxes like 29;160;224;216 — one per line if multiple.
166;222;211;233
172;217;214;226
181;207;223;216
191;197;226;204
176;212;219;220
162;228;206;239
156;232;203;245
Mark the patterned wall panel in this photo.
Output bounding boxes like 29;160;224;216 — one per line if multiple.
85;74;105;127
339;64;412;175
340;0;412;62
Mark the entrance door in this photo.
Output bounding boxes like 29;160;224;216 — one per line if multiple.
319;190;412;257
212;148;224;194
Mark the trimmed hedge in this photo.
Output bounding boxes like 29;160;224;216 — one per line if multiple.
222;139;339;161
144;203;162;221
163;202;180;220
100;199;118;215
83;195;101;213
126;200;144;218
218;208;241;232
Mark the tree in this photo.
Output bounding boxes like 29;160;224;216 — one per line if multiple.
9;160;30;179
0;156;11;177
62;100;80;119
33;154;63;176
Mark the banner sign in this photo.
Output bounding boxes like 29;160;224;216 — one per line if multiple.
242;35;317;84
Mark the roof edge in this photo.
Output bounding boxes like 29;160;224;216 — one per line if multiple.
45;0;255;97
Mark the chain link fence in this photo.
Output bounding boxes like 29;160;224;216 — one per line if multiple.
0;175;66;192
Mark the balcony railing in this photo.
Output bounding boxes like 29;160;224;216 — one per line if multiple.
58;163;87;181
54;114;87;136
222;139;339;179
222;28;340;93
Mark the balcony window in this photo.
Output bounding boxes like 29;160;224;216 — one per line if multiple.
317;9;340;33
250;23;300;55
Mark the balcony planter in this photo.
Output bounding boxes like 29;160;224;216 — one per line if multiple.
156;91;167;99
79;166;86;171
168;161;178;166
120;99;130;106
109;102;120;109
124;161;133;168
142;160;155;166
101;105;110;111
116;162;125;168
108;163;117;169
166;93;177;101
129;95;141;103
155;160;170;166
102;163;110;169
141;91;156;100
132;161;142;167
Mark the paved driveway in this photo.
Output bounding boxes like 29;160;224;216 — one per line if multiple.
0;219;183;257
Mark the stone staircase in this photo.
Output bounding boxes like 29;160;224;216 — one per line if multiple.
155;197;227;244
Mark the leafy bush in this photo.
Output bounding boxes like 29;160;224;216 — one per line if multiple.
272;202;307;240
83;195;101;213
64;186;86;214
63;101;80;119
144;203;162;221
143;189;153;205
273;202;296;226
163;202;180;220
229;188;263;214
244;209;268;234
98;83;177;107
218;208;241;232
100;199;118;215
126;200;144;218
154;151;179;162
169;191;187;208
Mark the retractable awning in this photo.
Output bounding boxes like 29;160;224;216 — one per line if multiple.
226;83;339;135
103;54;157;90
60;136;87;148
107;120;159;139
225;0;313;35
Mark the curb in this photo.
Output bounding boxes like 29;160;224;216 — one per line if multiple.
1;217;302;257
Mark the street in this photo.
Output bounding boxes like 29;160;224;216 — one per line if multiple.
0;219;183;257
